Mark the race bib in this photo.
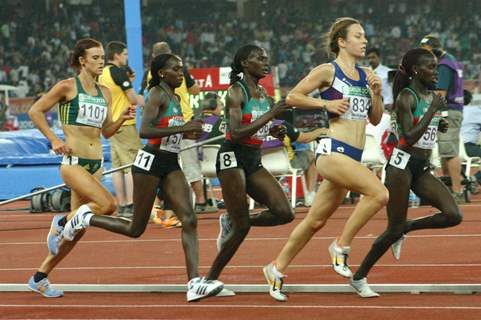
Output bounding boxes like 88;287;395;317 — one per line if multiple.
77;93;107;128
219;151;237;170
389;147;410;169
159;133;183;153
133;149;155;171
160;117;184;153
413;125;438;149
315;138;332;156
219;121;227;134
254;121;272;140
340;95;371;121
202;123;213;133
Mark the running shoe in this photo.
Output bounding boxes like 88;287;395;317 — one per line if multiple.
63;205;91;241
391;235;406;260
47;214;64;256
27;276;63;298
350;277;379;298
328;240;352;278
186;277;224;302
161;216;182;228
263;262;288;302
216;288;236;297
216;213;232;252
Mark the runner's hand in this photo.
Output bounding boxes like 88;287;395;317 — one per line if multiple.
326;98;349;115
269;124;287;139
51;138;72;155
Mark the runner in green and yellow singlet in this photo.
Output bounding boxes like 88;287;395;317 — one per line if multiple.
27;38;135;297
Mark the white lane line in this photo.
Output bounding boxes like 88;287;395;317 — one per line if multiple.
2;263;481;272
2;233;481;245
0;304;480;310
2;202;481;217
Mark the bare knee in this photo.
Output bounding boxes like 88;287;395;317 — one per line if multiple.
129;226;145;238
95;198;116;216
447;210;463;226
305;218;327;233
370;185;389;207
180;211;198;231
272;204;295;224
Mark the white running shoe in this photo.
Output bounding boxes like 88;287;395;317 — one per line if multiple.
216;288;236;297
263;263;288;302
350;277;380;298
63;205;91;241
391;235;406;260
328;240;352;278
186;277;224;302
216;213;232;252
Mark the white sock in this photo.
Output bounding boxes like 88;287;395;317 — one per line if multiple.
76;204;92;216
83;213;94;226
271;263;285;277
74;204;93;226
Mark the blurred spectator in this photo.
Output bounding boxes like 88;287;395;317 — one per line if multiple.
0;0;480;97
366;48;393;109
460;89;481;185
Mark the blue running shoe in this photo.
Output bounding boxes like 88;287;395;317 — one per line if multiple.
47;215;64;256
27;276;63;298
216;213;232;252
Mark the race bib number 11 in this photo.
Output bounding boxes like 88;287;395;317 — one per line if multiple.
133;149;155;171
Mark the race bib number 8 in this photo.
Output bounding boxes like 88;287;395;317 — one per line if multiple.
315;138;332;156
133;149;155;171
389;148;410;169
219;151;237;170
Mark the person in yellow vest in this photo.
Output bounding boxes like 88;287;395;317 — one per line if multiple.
141;42;217;213
282;122;327;206
99;41;143;217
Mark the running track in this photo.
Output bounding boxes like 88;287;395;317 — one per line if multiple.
1;198;481;319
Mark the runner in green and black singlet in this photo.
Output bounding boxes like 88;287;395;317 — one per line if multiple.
353;48;462;297
27;38;135;298
202;45;294;293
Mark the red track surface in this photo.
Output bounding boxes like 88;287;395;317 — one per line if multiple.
1;199;481;319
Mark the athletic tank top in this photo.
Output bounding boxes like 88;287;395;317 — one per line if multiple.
320;62;371;121
58;77;108;128
225;80;272;146
148;91;185;153
397;87;441;150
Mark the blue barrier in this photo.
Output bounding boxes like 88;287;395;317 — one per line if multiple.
0;129;113;200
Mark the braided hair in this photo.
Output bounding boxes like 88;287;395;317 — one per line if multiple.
392;48;435;103
229;44;263;85
148;53;180;89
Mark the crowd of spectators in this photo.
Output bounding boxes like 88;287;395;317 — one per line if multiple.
1;0;480;97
